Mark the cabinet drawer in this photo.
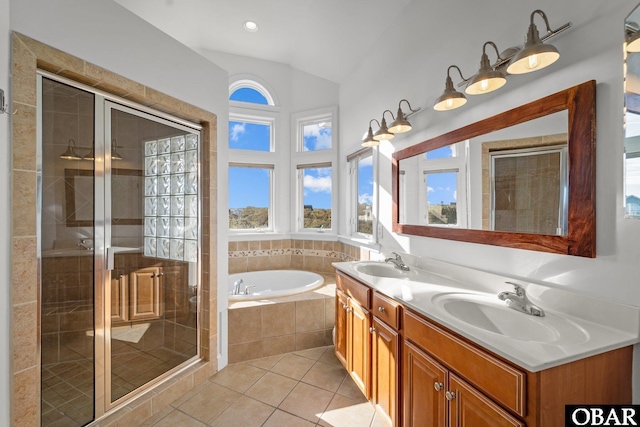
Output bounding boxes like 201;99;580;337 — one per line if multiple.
372;292;401;330
336;272;371;309
404;309;526;417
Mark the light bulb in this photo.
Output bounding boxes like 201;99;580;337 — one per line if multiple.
527;54;539;70
480;79;489;92
446;98;453;109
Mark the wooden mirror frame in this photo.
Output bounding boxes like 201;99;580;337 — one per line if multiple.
392;80;596;257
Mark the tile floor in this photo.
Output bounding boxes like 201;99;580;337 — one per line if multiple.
138;346;387;427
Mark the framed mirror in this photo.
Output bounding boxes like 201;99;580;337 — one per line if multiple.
392;81;596;257
65;168;143;227
625;5;640;218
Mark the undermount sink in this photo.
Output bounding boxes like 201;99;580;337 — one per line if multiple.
353;262;417;279
432;292;589;344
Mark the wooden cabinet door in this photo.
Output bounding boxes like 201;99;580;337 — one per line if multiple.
111;274;128;323
372;317;399;426
349;300;370;399
403;341;447;427
129;267;163;321
448;374;524;427
335;289;349;367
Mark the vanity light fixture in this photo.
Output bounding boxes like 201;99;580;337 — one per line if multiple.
83;147;95;161
373;110;396;141
433;65;468;111
59;139;82;160
506;10;564;74
361;119;381;147
111;140;124;161
388;99;420;133
465;41;507;95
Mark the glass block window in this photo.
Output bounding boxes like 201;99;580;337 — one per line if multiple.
144;134;199;262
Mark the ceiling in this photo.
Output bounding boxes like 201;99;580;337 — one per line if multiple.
114;0;413;84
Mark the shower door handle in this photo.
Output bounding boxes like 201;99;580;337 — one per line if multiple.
106;247;115;271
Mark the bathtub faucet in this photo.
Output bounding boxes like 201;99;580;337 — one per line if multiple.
233;279;244;295
243;285;256;295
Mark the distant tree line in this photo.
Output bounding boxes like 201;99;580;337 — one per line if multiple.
304;206;331;229
229;206;268;229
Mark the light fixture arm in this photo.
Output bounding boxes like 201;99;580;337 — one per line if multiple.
530;10;553;35
482;41;504;64
397;99;421;118
381;109;395;123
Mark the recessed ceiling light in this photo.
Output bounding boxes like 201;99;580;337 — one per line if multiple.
243;20;259;32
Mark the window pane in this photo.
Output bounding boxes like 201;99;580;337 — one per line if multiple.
303;121;332;151
229;120;271;151
626;156;640;217
303;166;332;228
229;166;270;229
230;87;268;105
425;171;457;225
357;156;373;234
426;145;455;159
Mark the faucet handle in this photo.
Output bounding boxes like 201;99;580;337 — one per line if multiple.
505;281;525;296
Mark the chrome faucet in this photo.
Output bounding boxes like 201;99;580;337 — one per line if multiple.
384;252;410;271
243;285;256;295
77;239;93;250
498;282;545;317
232;279;244;295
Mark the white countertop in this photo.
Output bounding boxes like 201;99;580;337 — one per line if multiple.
332;259;640;372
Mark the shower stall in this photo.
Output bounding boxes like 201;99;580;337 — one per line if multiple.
38;74;201;426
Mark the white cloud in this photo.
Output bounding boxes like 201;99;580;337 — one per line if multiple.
231;122;246;142
358;156;373;167
427;186;434;193
304;175;332;193
358;193;372;205
304;124;332;150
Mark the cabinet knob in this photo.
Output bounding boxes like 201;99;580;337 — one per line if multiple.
445;391;456;401
378;306;385;313
434;382;443;392
158;272;164;276
369;327;376;334
346;307;352;313
342;303;348;310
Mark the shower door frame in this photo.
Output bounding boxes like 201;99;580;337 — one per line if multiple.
37;71;204;421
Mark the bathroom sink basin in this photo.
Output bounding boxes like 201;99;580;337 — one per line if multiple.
432;292;589;344
353;262;417;279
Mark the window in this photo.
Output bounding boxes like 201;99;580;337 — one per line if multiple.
418;141;468;227
228;117;273;152
292;107;338;232
228;165;272;230
348;148;375;238
228;79;278;232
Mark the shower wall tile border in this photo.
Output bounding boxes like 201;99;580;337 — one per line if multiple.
11;32;218;426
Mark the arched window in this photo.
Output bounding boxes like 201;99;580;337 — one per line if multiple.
228;78;278;232
228;79;275;106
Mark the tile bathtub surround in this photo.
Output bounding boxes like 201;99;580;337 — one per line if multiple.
98;346;388;427
228;240;370;274
227;279;336;364
11;33;217;425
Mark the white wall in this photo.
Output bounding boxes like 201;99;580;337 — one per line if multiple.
339;0;640;399
0;0;11;422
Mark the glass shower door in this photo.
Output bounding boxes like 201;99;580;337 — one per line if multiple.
40;77;96;427
105;103;200;405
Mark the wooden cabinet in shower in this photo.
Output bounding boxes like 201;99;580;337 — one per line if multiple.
111;267;163;323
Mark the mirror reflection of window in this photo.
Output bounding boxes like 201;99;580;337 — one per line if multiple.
490;147;567;235
424;171;458;226
625;112;640;217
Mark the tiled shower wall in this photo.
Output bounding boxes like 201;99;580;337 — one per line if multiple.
228;239;370;274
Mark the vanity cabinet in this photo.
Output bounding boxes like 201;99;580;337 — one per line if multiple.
335;270;634;427
111;267;163;323
336;272;372;398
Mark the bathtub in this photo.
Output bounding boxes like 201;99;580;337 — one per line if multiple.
228;270;324;301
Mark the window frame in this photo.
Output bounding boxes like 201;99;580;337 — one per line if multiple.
347;147;377;241
291;106;338;234
228;85;280;237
